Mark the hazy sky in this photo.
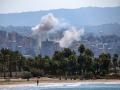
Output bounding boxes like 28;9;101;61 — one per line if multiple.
0;0;120;13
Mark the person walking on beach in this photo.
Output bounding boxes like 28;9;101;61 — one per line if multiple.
37;79;39;86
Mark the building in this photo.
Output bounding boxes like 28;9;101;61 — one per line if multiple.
40;39;60;56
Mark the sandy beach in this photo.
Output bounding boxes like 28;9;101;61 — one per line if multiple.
0;77;120;88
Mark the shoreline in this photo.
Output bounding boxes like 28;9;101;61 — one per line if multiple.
0;78;120;87
0;82;120;88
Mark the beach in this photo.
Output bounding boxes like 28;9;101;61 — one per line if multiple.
0;77;120;87
0;78;120;90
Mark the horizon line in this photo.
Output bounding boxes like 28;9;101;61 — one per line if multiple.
0;6;120;14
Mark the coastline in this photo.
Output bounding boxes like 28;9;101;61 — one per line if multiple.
0;77;120;87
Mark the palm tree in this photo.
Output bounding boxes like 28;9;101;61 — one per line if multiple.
80;48;94;78
52;51;63;78
62;48;73;58
43;56;51;75
78;44;85;55
1;48;8;78
78;44;86;78
0;52;4;77
68;54;77;79
99;53;111;76
7;54;12;77
85;48;94;57
62;58;69;80
112;54;119;74
93;58;100;75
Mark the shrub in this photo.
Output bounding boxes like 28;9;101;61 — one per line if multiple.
22;71;32;80
30;68;44;77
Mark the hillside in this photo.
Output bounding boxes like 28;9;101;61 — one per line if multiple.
0;7;120;26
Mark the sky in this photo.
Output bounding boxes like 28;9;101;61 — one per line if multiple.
0;0;120;13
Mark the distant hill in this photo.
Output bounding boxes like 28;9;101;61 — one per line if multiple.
0;7;120;26
84;23;120;36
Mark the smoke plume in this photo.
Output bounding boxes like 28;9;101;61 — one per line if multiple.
32;13;84;48
59;27;84;47
32;13;59;47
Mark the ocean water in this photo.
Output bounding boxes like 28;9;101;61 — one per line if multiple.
0;84;120;90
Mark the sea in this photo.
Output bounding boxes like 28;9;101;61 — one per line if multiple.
0;83;120;90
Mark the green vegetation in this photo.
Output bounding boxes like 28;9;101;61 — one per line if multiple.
0;44;120;79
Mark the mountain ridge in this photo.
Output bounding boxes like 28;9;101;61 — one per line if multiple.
0;7;120;26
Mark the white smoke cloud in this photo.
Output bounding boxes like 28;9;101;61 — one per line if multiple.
32;13;59;32
59;27;84;47
32;13;59;47
32;13;84;48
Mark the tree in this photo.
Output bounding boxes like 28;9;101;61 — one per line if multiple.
83;49;94;78
93;58;100;75
1;48;10;78
0;44;119;79
78;44;85;55
62;48;73;58
112;54;119;74
68;54;77;79
43;55;51;75
99;53;111;76
0;53;4;76
85;48;94;57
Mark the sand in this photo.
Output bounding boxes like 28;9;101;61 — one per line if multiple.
0;77;120;88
